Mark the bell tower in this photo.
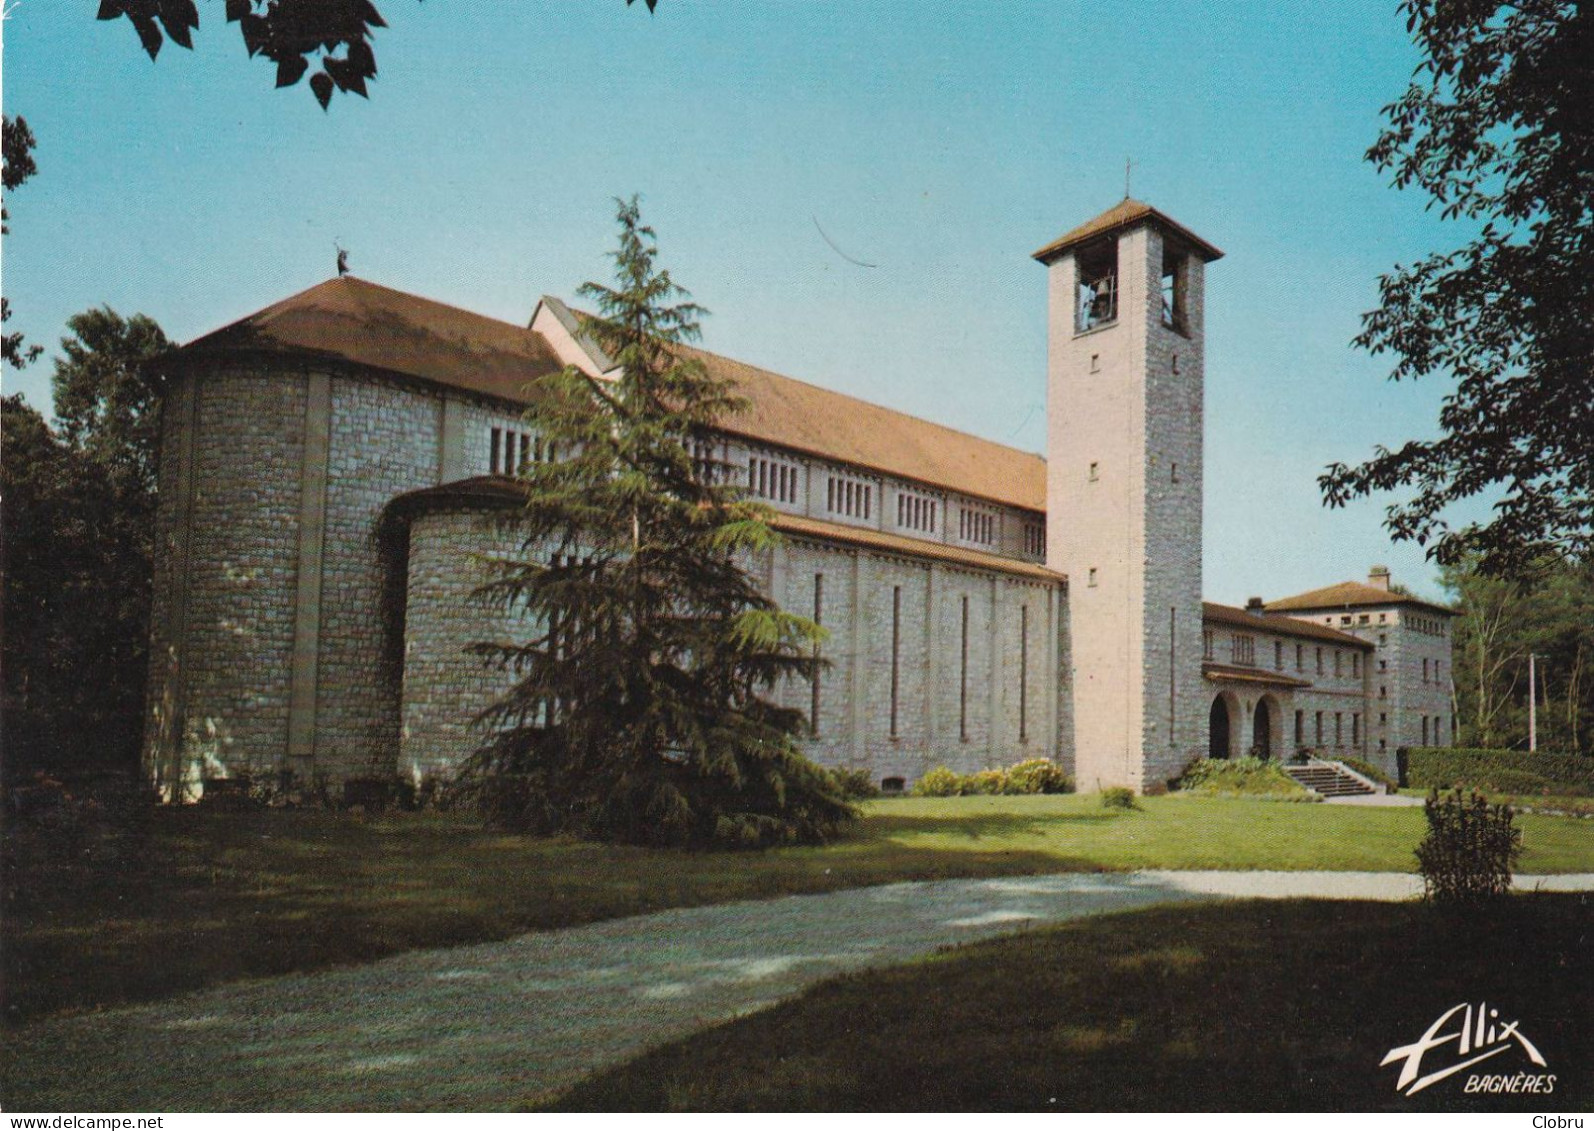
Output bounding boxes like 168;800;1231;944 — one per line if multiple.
1035;201;1222;791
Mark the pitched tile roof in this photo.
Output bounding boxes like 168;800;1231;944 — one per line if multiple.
173;277;1047;513
176;276;567;403
1202;601;1372;648
1032;198;1224;265
1264;581;1455;617
677;343;1046;511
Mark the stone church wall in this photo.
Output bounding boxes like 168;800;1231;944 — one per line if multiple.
398;508;528;780
143;365;309;796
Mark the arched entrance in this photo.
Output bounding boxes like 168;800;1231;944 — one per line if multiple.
1249;694;1283;760
1253;699;1273;759
1209;696;1232;759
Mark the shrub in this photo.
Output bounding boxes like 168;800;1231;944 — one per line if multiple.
830;767;881;801
961;769;1008;795
1100;786;1137;810
912;767;964;797
1414;789;1521;904
1004;759;1073;795
1173;757;1316;800
1402;747;1594;795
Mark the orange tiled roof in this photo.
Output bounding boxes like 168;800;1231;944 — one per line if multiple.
1202;601;1372;648
1264;581;1455;617
1032;199;1223;265
174;277;1047;513
177;277;567;404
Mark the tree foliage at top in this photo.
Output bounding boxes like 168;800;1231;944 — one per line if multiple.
1;311;171;782
465;198;853;849
1321;0;1594;575
97;0;664;110
3;115;42;369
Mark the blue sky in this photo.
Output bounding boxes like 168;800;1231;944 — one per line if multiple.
3;0;1473;604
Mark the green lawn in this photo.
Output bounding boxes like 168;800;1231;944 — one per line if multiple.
543;894;1593;1112
4;794;1590;1025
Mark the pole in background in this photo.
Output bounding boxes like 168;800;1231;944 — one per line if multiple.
1528;652;1538;753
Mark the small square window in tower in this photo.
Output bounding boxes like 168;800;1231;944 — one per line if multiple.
1075;239;1118;332
1161;244;1189;333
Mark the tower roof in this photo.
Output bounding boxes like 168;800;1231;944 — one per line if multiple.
1032;199;1224;265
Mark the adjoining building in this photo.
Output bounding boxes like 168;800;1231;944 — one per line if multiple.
141;201;1453;800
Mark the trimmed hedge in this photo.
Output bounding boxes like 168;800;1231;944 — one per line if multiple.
1401;747;1594;797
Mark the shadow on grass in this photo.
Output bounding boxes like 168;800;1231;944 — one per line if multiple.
542;894;1593;1113
861;811;1124;841
1;805;1087;1027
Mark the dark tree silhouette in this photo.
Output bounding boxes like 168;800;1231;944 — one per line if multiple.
1322;0;1594;575
3;115;41;368
98;0;663;110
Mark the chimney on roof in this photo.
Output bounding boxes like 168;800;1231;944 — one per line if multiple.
1245;596;1265;614
1368;566;1392;591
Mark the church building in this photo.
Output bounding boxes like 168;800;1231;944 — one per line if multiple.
141;201;1454;800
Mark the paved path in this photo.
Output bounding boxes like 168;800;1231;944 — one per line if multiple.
5;871;1591;1112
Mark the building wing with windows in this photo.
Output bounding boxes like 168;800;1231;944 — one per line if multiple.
141;201;1453;801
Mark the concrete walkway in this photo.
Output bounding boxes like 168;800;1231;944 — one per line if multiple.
5;870;1591;1112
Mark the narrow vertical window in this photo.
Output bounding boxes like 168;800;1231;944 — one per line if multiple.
1168;606;1177;745
959;595;969;742
490;427;502;474
1019;605;1029;743
810;573;823;735
889;585;901;738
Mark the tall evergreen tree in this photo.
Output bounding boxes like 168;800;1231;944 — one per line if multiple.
466;198;853;848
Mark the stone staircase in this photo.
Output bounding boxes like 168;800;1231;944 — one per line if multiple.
1284;761;1379;799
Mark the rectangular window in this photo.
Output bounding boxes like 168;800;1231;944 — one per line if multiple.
1274;641;1283;671
1203;629;1215;661
1088;461;1099;482
895;490;938;534
1334;651;1342;678
1231;634;1254;666
1294;710;1304;745
959;595;970;742
490;427;543;475
1160;244;1188;333
1353;653;1361;678
1315;712;1323;746
1422;657;1429;682
958;505;997;546
1334;713;1343;746
810;573;823;735
890;586;901;739
826;474;872;519
692;439;721;485
1087;567;1098;588
1421;715;1429;745
1296;644;1304;671
1316;647;1324;675
1168;606;1177;745
1352;713;1361;745
1076;239;1118;332
1023;521;1045;558
1019;605;1028;743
